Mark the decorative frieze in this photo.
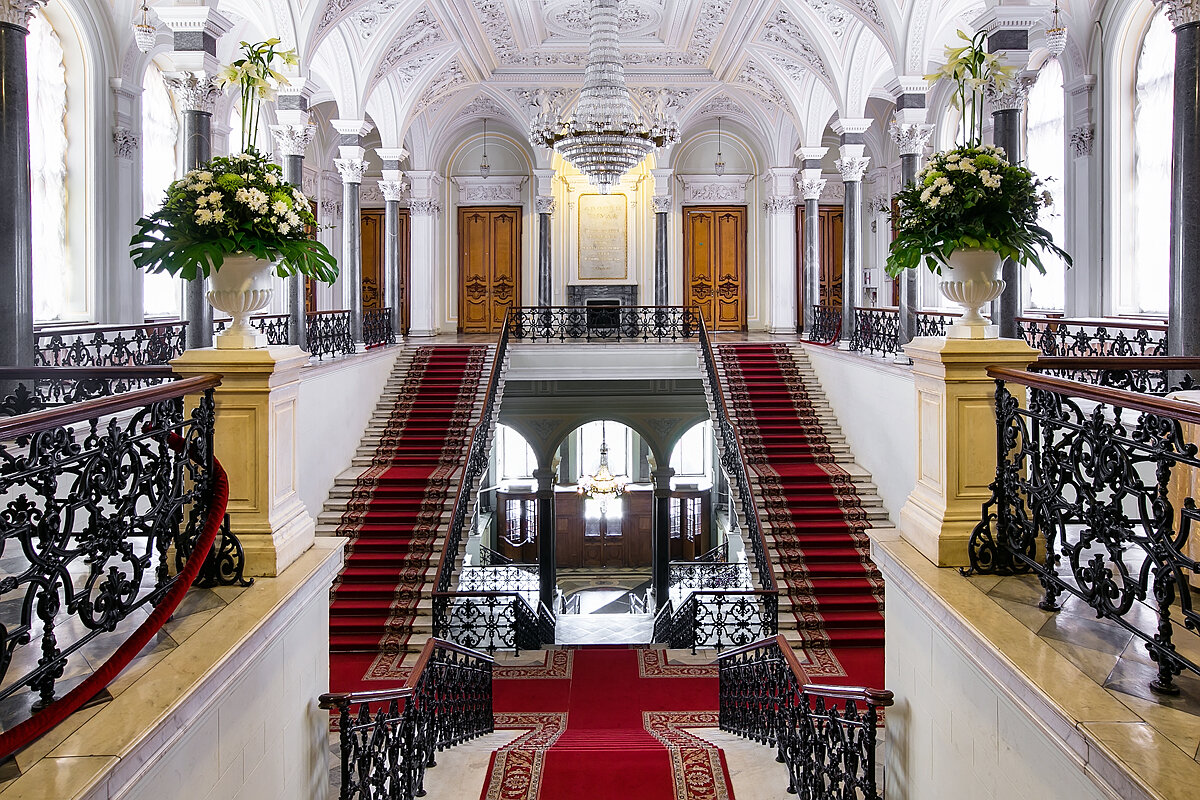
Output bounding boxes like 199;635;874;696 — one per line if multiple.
270;124;316;158
1069;124;1095;158
112;126;139;160
537;196;557;215
409;198;441;217
164;73;222;114
319;199;342;217
798;177;827;201
1;0;44;28
334;158;368;185
379;180;407;202
451;175;527;204
888;121;933;157
835;157;870;182
764;195;798;215
677;174;753;204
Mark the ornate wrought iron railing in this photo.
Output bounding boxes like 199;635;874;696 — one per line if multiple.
507;305;699;342
967;364;1200;695
0;366;174;416
319;638;494;800
213;313;290;345
718;634;892;799
457;564;539;604
850;306;900;356
1016;315;1168;358
477;543;515;566
34;321;188;366
0;373;234;728
363;307;396;349
307;310;356;360
695;540;731;563
669;561;753;594
431;591;543;655
806;305;841;345
653;590;778;654
1032;357;1196;396
915;309;959;337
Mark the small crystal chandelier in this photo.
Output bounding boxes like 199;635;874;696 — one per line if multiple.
577;422;627;514
133;1;157;53
714;117;726;176
1045;1;1066;58
480;119;491;179
529;0;679;193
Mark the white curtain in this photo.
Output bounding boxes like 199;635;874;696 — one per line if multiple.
1025;59;1066;311
27;10;68;322
142;63;181;318
1132;11;1174;315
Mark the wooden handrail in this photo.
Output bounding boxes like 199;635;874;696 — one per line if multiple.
34;321;188;337
318;638;495;708
987;366;1200;425
0;374;222;439
1033;357;1200;371
1016;315;1169;332
718;634;894;707
0;366;176;379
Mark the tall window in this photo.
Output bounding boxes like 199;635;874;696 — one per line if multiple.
142;63;181;318
494;424;536;481
1131;11;1174;314
670;420;712;478
577;420;631;482
1025;59;1066;311
27;9;70;322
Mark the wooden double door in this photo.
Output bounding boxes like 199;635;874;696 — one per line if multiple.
684;206;746;330
555;490;653;569
795;206;844;313
458;207;521;333
359;208;411;334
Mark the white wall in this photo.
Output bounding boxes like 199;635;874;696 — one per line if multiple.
296;346;400;517
801;344;915;521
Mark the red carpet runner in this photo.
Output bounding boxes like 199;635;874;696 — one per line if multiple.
483;647;735;800
329;345;488;694
718;343;884;689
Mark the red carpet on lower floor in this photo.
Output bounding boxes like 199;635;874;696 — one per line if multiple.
718;343;884;689
329;345;489;695
483;647;735;800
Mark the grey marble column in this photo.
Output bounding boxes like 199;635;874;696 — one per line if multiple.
536;196;554;306
380;180;406;336
1163;6;1200;364
534;467;557;614
653;196;671;305
798;178;825;334
890;121;932;350
335;159;367;345
651;467;675;612
272;123;316;350
835;157;870;346
992;103;1025;339
0;5;41;367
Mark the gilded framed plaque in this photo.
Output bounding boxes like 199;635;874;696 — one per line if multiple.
577;194;627;280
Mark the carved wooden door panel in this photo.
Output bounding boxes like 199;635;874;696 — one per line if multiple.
683;206;746;330
458;207;522;334
360;209;385;309
818;206;844;309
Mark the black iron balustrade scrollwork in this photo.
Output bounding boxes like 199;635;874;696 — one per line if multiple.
477;543;515;566
1016;315;1168;358
307;310;355;360
432;591;541;655
319;638;494;800
363;307;397;348
807;304;841;345
915;310;958;337
507;305;699;343
0;373;233;715
967;364;1200;695
213;314;290;345
669;561;752;593
694;540;730;563
34;321;188;367
0;366;175;417
1032;357;1196;396
849;307;900;356
456;564;539;603
718;634;892;800
653;590;777;654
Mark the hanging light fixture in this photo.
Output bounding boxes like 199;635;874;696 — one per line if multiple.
577;421;627;515
714;117;726;176
529;0;679;193
133;1;157;53
480;119;491;179
1044;1;1067;58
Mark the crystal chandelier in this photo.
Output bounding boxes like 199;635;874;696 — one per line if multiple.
1045;1;1066;58
714;117;726;176
529;0;679;193
577;422;627;514
480;119;491;178
133;1;157;53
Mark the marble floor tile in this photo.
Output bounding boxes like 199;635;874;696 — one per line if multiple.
688;727;793;800
1036;610;1133;657
1042;637;1122;685
1104;657;1200;717
554;613;654;645
1106;688;1200;760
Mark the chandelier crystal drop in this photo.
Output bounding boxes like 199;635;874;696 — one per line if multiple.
577;422;627;514
480;119;491;178
133;1;157;53
1045;1;1066;58
529;0;679;193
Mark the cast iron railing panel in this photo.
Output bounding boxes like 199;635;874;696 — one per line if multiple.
456;565;539;607
432;591;540;655
1016;316;1167;358
1032;357;1196;396
653;590;778;653
718;635;892;799
307;310;356;360
508;305;698;342
0;366;174;416
915;310;958;337
213;314;290;345
849;307;899;356
34;322;188;367
319;639;494;800
807;305;841;344
363;307;396;349
967;364;1200;695
669;561;753;594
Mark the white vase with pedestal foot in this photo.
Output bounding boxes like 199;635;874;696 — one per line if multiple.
938;248;1005;339
208;253;273;349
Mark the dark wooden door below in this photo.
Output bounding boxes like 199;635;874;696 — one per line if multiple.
555;489;653;569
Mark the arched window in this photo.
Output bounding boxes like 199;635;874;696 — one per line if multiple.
27;9;70;322
495;424;536;481
670;420;712;479
142;62;181;318
1025;59;1066;311
1131;11;1174;314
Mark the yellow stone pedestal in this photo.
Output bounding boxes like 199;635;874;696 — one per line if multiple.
1166;390;1200;590
898;336;1039;567
172;346;315;577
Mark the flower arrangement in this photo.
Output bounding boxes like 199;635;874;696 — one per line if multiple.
129;149;338;282
217;38;297;153
885;30;1071;277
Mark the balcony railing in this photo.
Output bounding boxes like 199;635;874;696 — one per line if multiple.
213;313;290;345
850;306;899;356
306;310;356;360
1016;315;1168;357
363;307;397;349
34;321;188;366
508;305;698;342
968;359;1200;695
653;590;779;653
807;304;841;344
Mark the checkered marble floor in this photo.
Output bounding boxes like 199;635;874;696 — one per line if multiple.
555;612;655;645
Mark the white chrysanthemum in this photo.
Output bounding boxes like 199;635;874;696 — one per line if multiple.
196;194;209;206
946;153;960;162
279;222;292;235
212;208;226;222
958;162;976;173
286;211;301;227
266;174;279;186
272;200;289;215
194;208;213;224
934;176;949;187
196;171;213;183
939;184;953;195
928;196;941;208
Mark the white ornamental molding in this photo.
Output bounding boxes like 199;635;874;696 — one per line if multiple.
1;0;44;28
270;124;316;158
1153;0;1200;28
112;127;139;160
677;174;754;204
334;158;368;185
888;121;934;157
652;195;672;212
1069;124;1095;158
379;180;407;203
409;198;441;217
764;195;798;215
985;75;1037;112
164;73;222;114
536;196;556;215
835;157;870;182
451;176;528;205
798;178;827;201
319;199;342;217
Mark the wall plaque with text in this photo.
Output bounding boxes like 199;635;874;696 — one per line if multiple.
577;194;627;280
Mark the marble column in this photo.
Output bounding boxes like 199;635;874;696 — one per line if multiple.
651;466;675;611
989;80;1033;340
796;146;827;336
536;196;555;306
270;122;316;350
0;1;44;367
379;179;407;336
534;467;557;612
835;154;870;348
889;120;933;352
653;196;671;305
1159;0;1200;364
335;158;367;345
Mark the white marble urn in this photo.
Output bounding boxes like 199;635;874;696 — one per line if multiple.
208;253;273;349
937;249;1005;339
